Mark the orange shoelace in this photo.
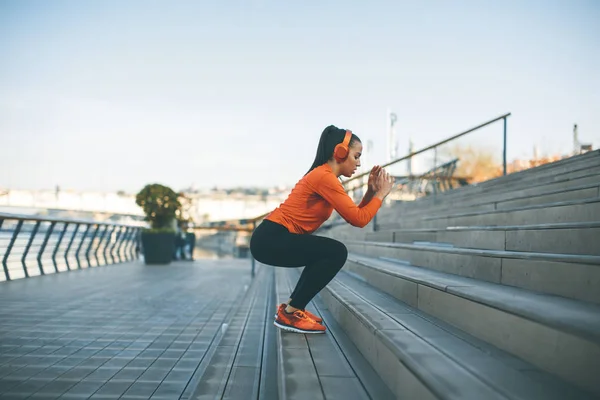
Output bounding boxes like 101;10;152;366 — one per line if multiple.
293;310;308;319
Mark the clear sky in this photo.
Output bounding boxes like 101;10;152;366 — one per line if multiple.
1;0;598;192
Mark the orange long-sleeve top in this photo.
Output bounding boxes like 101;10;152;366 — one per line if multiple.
265;163;382;234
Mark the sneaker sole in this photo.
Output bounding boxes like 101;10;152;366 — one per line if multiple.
273;320;325;334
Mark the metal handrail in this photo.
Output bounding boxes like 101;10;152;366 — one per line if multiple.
0;212;146;227
0;204;145;219
394;175;470;182
345;112;511;185
0;213;143;281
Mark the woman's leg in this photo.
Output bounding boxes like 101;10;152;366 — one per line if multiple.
250;220;348;310
286;237;347;309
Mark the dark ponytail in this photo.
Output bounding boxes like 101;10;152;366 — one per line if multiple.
305;125;361;175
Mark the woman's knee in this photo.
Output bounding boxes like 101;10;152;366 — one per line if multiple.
331;240;348;265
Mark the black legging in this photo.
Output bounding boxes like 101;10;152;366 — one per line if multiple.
250;219;348;310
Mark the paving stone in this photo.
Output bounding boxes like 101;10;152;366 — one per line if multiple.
0;259;254;399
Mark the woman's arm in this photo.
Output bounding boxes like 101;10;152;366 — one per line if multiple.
358;189;374;208
358;165;382;208
315;173;383;228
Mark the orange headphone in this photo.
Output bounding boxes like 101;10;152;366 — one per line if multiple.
333;130;352;162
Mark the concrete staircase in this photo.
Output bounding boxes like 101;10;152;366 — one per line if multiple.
310;150;600;399
273;267;394;400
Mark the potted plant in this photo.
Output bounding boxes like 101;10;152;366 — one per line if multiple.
135;183;182;264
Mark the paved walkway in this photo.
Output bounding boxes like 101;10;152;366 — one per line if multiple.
0;259;254;399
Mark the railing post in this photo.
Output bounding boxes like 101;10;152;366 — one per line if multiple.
110;227;122;264
131;229;141;260
2;219;23;281
86;224;101;268
123;228;135;262
115;227;129;263
52;223;69;273
127;229;135;261
93;225;109;266
37;221;56;275
503;117;508;176
64;224;80;271
75;224;91;269
104;226;116;265
22;221;40;278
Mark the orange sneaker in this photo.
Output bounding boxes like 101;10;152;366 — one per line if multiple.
275;303;323;324
274;307;326;334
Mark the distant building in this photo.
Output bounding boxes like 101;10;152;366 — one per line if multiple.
0;187;290;224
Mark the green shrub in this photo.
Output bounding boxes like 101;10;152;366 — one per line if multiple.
135;184;182;231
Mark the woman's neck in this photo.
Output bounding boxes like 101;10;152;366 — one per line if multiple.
327;160;342;177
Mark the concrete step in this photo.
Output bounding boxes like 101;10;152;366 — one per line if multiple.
275;268;327;400
273;268;393;400
341;253;600;397
366;222;600;256
186;265;271;400
384;181;600;222
386;197;600;230
392;173;600;213
344;240;600;304
473;150;600;190
325;177;597;235
388;167;600;216
436;150;600;198
259;267;281;400
496;182;599;210
317;267;597;399
469;158;600;197
390;157;600;211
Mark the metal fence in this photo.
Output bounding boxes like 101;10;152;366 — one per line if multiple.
0;213;143;282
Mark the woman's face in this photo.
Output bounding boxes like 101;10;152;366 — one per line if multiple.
341;141;362;177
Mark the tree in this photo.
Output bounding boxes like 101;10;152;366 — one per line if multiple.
441;144;502;184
